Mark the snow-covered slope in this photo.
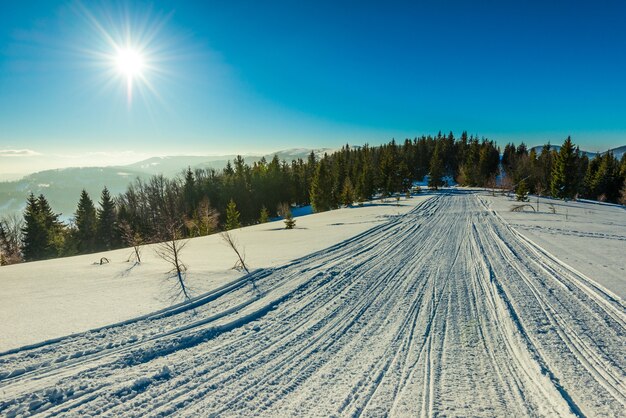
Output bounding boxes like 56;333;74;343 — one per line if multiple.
0;197;425;352
481;192;626;299
0;191;624;417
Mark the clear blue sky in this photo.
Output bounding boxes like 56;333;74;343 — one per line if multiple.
1;0;625;177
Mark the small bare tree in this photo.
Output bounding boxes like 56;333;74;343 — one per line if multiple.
155;222;191;300
620;180;626;205
486;175;497;196
221;231;250;274
184;197;219;237
0;214;23;265
119;220;143;263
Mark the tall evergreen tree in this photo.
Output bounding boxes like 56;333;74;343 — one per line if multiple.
75;190;97;253
341;177;355;207
310;157;334;212
428;142;445;189
551;137;578;199
21;193;45;261
22;194;62;261
97;187;118;250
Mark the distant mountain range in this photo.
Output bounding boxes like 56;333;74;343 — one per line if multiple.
0;148;334;220
529;144;626;160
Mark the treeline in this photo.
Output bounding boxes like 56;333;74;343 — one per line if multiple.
1;133;625;265
502;136;626;202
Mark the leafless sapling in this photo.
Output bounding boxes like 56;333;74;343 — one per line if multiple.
119;220;143;263
0;214;23;265
184;197;219;237
221;231;250;274
155;222;191;301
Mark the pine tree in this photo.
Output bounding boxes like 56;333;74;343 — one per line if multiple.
97;187;118;250
21;193;45;261
259;205;270;223
515;179;529;202
22;194;63;261
182;167;197;218
341;177;355;207
75;190;97;253
428;142;445;189
551;137;578;199
310;157;334;212
283;209;296;229
225;199;241;230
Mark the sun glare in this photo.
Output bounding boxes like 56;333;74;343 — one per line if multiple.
77;3;177;107
115;48;144;78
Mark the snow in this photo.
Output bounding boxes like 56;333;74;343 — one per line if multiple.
480;191;626;299
0;196;427;352
0;190;624;417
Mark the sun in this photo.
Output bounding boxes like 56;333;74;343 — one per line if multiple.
115;48;145;79
75;3;178;107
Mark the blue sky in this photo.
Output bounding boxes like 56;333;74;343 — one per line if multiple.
1;1;625;177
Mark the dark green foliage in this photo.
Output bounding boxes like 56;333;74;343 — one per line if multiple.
341;177;355;207
283;210;296;229
515;180;529;202
74;190;97;254
310;157;334;212
259;206;270;223
225;199;241;230
551;137;579;199
97;187;118;250
21;194;63;261
428;142;445;189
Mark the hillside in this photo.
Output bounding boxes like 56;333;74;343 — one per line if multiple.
0;148;333;219
1;190;624;416
530;144;626;160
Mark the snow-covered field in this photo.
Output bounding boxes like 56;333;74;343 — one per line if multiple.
1;191;624;417
481;192;626;299
0;197;425;352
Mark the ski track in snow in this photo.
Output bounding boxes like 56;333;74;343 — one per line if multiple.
1;192;624;417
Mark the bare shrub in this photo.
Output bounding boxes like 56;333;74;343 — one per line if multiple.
221;231;250;274
620;180;626;205
510;204;536;212
119;220;143;263
155;222;191;301
0;214;23;265
185;197;219;237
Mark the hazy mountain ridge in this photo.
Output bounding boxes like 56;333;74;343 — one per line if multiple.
0;148;335;218
529;144;626;160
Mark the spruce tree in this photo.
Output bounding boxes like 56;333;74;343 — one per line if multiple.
283;209;296;229
310;157;334;212
515;179;529;202
551;137;578;199
259;205;270;223
37;195;63;258
21;193;45;261
225;199;241;230
97;187;118;250
428;142;445;189
341;177;355;207
22;194;62;260
75;190;97;253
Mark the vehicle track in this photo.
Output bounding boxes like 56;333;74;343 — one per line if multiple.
1;192;623;417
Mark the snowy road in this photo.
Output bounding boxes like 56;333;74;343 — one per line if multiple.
1;192;624;417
